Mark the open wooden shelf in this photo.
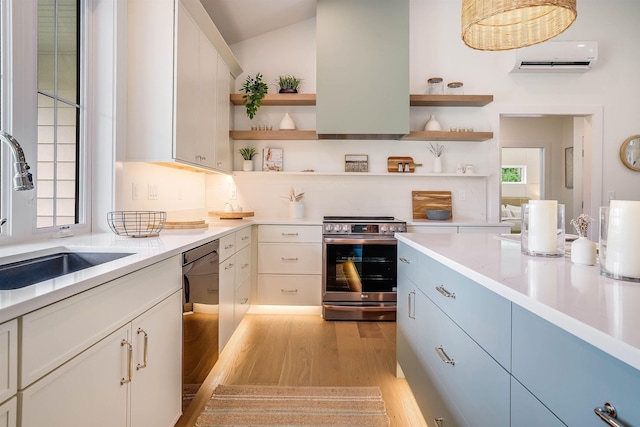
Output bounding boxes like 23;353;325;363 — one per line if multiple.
230;93;316;106
230;130;317;140
403;131;493;141
232;171;489;177
409;94;493;107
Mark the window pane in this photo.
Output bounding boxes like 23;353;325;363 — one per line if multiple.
37;0;80;229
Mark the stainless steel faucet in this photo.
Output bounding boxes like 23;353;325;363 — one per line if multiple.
0;130;34;191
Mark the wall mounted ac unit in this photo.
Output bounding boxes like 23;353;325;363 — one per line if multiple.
512;41;598;73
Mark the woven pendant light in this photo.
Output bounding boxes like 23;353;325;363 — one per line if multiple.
462;0;577;51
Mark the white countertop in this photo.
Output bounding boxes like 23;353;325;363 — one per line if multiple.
396;232;640;371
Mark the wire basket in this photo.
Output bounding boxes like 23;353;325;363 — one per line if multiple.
107;211;167;238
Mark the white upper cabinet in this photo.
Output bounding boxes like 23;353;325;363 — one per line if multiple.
126;0;242;173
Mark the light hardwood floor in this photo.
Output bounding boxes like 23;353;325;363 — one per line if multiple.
176;313;427;427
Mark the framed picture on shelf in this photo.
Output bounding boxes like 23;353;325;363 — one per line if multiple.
345;154;368;172
263;148;283;171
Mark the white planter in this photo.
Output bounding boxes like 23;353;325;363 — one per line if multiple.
571;236;597;266
242;159;253;171
433;157;443;173
289;201;304;219
424;114;441;131
279;113;296;130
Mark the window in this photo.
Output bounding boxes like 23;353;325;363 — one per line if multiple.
36;0;81;228
501;165;527;184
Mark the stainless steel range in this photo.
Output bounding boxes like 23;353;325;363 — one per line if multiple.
322;216;406;321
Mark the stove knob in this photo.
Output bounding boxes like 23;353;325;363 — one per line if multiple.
342;224;350;232
389;225;396;232
325;224;333;232
380;225;388;232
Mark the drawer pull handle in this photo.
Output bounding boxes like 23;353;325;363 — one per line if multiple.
436;285;456;299
121;339;133;385
225;244;234;250
281;289;298;294
241;263;249;269
434;418;445;427
241;236;249;240
408;291;416;319
282;232;299;236
435;345;455;366
399;256;411;264
281;257;299;261
241;297;249;304
136;328;148;370
225;262;234;270
594;403;621;427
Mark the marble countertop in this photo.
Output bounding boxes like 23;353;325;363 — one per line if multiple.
396;232;640;371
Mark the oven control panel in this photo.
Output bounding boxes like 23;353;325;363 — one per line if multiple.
323;222;406;235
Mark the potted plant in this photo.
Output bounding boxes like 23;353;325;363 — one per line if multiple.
276;75;302;94
240;73;269;119
281;187;305;219
239;147;258;171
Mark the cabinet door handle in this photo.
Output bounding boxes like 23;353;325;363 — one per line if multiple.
281;257;298;261
225;262;234;270
241;297;249;304
435;345;455;366
136;328;148;370
436;285;456;299
281;289;298;294
121;339;133;385
408;290;416;319
281;232;299;236
399;256;411;264
594;403;621;427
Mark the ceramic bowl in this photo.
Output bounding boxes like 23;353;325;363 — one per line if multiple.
426;209;451;220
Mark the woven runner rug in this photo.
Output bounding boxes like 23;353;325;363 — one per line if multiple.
196;384;390;427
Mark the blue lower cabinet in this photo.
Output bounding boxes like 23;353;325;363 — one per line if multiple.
512;305;640;426
416;290;510;427
511;377;565;427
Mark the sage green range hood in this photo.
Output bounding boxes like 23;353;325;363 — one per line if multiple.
316;0;409;140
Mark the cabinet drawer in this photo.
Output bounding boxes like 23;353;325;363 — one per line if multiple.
0;396;16;427
398;242;422;285
512;305;640;426
258;225;321;243
419;256;511;370
416;290;510;427
235;245;251;287
0;320;17;404
219;232;236;261
235;226;252;250
257;243;321;274
258;275;321;305
511;377;564;427
20;256;181;388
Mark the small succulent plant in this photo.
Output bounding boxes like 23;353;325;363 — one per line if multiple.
239;147;257;160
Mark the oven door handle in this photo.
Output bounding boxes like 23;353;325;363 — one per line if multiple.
322;304;397;312
323;237;397;245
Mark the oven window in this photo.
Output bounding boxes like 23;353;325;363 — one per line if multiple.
325;243;397;293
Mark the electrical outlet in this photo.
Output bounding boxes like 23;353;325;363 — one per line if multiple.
132;183;138;200
459;190;466;201
147;184;158;200
230;186;237;200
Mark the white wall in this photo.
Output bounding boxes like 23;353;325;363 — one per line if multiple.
123;0;640;224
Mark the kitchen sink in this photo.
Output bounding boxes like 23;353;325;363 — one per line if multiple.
0;251;134;290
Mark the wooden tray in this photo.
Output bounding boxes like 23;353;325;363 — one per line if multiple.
163;220;208;229
412;191;453;220
387;156;423;173
209;211;255;220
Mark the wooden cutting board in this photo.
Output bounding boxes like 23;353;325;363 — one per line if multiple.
387;156;423;173
163;219;209;229
209;211;255;220
412;191;453;220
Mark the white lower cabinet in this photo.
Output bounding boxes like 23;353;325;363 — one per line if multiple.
257;225;322;306
219;228;253;351
20;291;182;427
17;257;182;427
0;320;17;408
0;397;16;427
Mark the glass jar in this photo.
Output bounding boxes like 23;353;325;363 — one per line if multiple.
447;81;464;95
426;77;444;95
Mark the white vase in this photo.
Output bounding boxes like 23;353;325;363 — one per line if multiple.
279;112;296;130
571;236;597;266
242;159;253;171
433;156;443;173
289;201;304;219
424;114;441;131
